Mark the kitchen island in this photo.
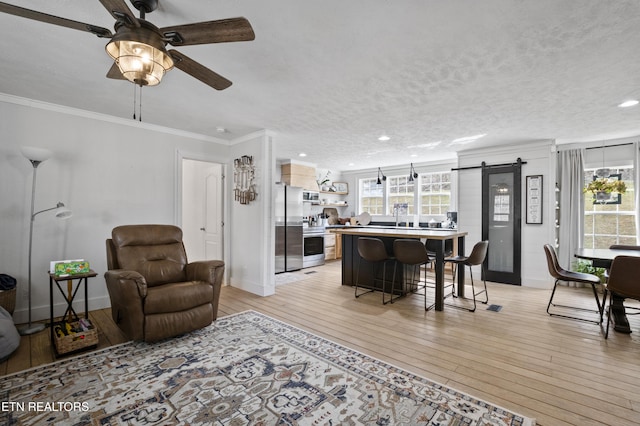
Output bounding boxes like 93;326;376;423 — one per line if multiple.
330;227;468;311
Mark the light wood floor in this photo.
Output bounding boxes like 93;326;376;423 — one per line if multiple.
2;260;640;425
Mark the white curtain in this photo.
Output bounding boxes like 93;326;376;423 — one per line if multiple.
635;142;640;244
557;149;585;270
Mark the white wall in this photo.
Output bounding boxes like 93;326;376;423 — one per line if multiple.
457;140;555;289
0;95;232;323
228;131;276;296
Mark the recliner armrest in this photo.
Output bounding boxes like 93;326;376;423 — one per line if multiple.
104;269;149;341
104;270;148;298
186;260;225;285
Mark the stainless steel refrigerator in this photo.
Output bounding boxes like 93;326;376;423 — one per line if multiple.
275;184;304;273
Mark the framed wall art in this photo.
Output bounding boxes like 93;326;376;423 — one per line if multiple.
233;155;257;204
331;182;349;194
526;175;543;224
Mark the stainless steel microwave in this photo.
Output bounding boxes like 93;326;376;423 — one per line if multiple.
302;190;320;203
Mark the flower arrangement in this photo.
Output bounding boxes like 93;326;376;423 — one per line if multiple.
317;170;331;187
583;177;626;195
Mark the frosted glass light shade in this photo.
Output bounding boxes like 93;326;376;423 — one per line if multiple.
55;207;73;219
105;23;174;87
107;40;173;86
21;146;52;162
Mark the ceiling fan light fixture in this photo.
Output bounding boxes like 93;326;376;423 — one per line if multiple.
106;23;173;86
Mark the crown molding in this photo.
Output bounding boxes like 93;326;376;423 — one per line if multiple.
0;92;228;144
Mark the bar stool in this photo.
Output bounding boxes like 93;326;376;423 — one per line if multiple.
444;240;489;312
425;238;453;258
426;238;455;278
356;237;398;304
393;239;434;310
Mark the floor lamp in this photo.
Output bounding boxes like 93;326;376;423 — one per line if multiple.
19;147;73;336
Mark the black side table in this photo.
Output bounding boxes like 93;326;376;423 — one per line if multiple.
49;270;98;355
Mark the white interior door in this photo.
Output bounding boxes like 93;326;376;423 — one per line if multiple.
182;159;223;261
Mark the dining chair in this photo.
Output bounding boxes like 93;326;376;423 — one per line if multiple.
602;244;640;274
603;255;640;338
604;245;640;333
543;244;603;324
355;237;398;304
393;239;435;310
443;240;489;312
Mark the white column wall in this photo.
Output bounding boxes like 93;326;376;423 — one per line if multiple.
228;131;276;296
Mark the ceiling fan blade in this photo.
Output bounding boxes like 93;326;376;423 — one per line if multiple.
106;63;126;80
168;49;232;90
162;17;255;46
98;0;139;27
0;2;112;37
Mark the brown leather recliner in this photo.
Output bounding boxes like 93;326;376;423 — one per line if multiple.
105;224;224;342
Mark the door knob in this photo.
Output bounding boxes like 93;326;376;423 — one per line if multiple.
200;227;206;231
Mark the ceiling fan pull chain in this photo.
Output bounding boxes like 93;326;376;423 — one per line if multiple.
139;85;143;122
132;83;137;120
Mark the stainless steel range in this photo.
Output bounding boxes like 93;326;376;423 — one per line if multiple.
302;225;325;268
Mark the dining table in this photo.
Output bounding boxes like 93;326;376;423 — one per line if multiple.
575;247;640;333
575;247;640;269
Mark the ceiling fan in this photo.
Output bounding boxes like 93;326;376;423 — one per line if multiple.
0;0;255;90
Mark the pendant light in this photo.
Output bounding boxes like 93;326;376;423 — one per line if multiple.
408;163;418;182
376;167;387;185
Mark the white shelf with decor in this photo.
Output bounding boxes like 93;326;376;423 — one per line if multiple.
317;202;349;207
317;181;349;208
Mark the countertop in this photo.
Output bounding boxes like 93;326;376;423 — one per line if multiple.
329;227;467;239
325;224;457;230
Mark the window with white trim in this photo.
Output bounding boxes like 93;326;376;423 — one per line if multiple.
357;170;451;217
420;172;451;215
387;175;415;215
359;178;384;215
583;166;636;248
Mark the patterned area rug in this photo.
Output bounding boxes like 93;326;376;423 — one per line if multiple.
0;311;535;425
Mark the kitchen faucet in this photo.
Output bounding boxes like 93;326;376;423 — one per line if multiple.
394;203;407;227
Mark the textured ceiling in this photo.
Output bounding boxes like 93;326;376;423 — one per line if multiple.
2;0;640;171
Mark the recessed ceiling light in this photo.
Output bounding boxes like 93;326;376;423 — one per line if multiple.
408;141;441;149
215;126;227;133
378;135;390;141
618;100;639;108
299;153;307;157
348;163;355;166
451;134;486;145
410;154;418;157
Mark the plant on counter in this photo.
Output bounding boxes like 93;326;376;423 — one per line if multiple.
583;177;626;195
